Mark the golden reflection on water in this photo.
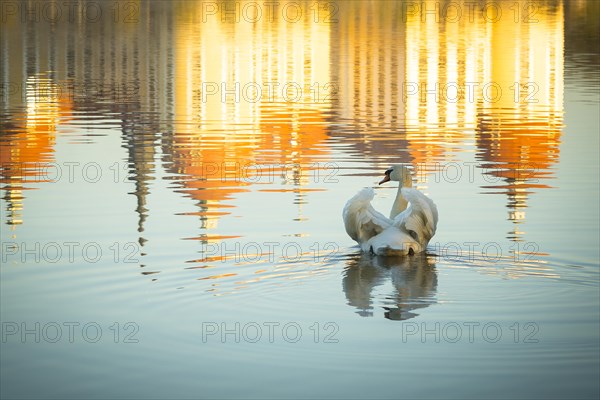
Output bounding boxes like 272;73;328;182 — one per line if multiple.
0;1;587;285
166;1;332;230
0;75;72;226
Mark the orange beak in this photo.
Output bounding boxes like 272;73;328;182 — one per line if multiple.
379;175;390;185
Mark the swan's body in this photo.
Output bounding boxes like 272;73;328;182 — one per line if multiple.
343;165;438;256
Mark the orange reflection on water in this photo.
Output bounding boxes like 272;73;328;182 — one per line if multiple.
475;1;564;239
168;1;332;230
0;75;72;226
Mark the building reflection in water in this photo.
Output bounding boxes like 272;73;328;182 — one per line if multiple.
475;2;564;241
163;1;332;236
0;2;175;243
0;75;69;228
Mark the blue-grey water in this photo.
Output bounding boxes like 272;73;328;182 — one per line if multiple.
1;1;599;399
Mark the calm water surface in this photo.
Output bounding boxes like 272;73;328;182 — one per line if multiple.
1;1;599;399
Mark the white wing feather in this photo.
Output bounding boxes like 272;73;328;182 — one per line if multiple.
394;188;438;247
343;188;393;245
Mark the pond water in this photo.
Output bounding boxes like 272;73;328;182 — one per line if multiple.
1;1;599;399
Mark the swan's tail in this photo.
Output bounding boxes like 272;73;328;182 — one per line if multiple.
367;227;422;256
397;188;438;248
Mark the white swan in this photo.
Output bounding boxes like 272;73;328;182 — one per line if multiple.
343;165;438;256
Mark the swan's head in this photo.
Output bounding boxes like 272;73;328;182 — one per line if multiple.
379;165;413;186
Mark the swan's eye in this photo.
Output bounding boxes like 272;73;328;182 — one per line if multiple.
385;169;393;175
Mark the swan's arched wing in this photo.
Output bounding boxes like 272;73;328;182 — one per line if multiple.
343;188;393;244
395;188;438;246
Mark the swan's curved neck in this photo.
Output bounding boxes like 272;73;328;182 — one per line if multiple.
389;178;412;219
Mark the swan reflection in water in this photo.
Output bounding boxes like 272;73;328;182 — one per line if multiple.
343;253;437;320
